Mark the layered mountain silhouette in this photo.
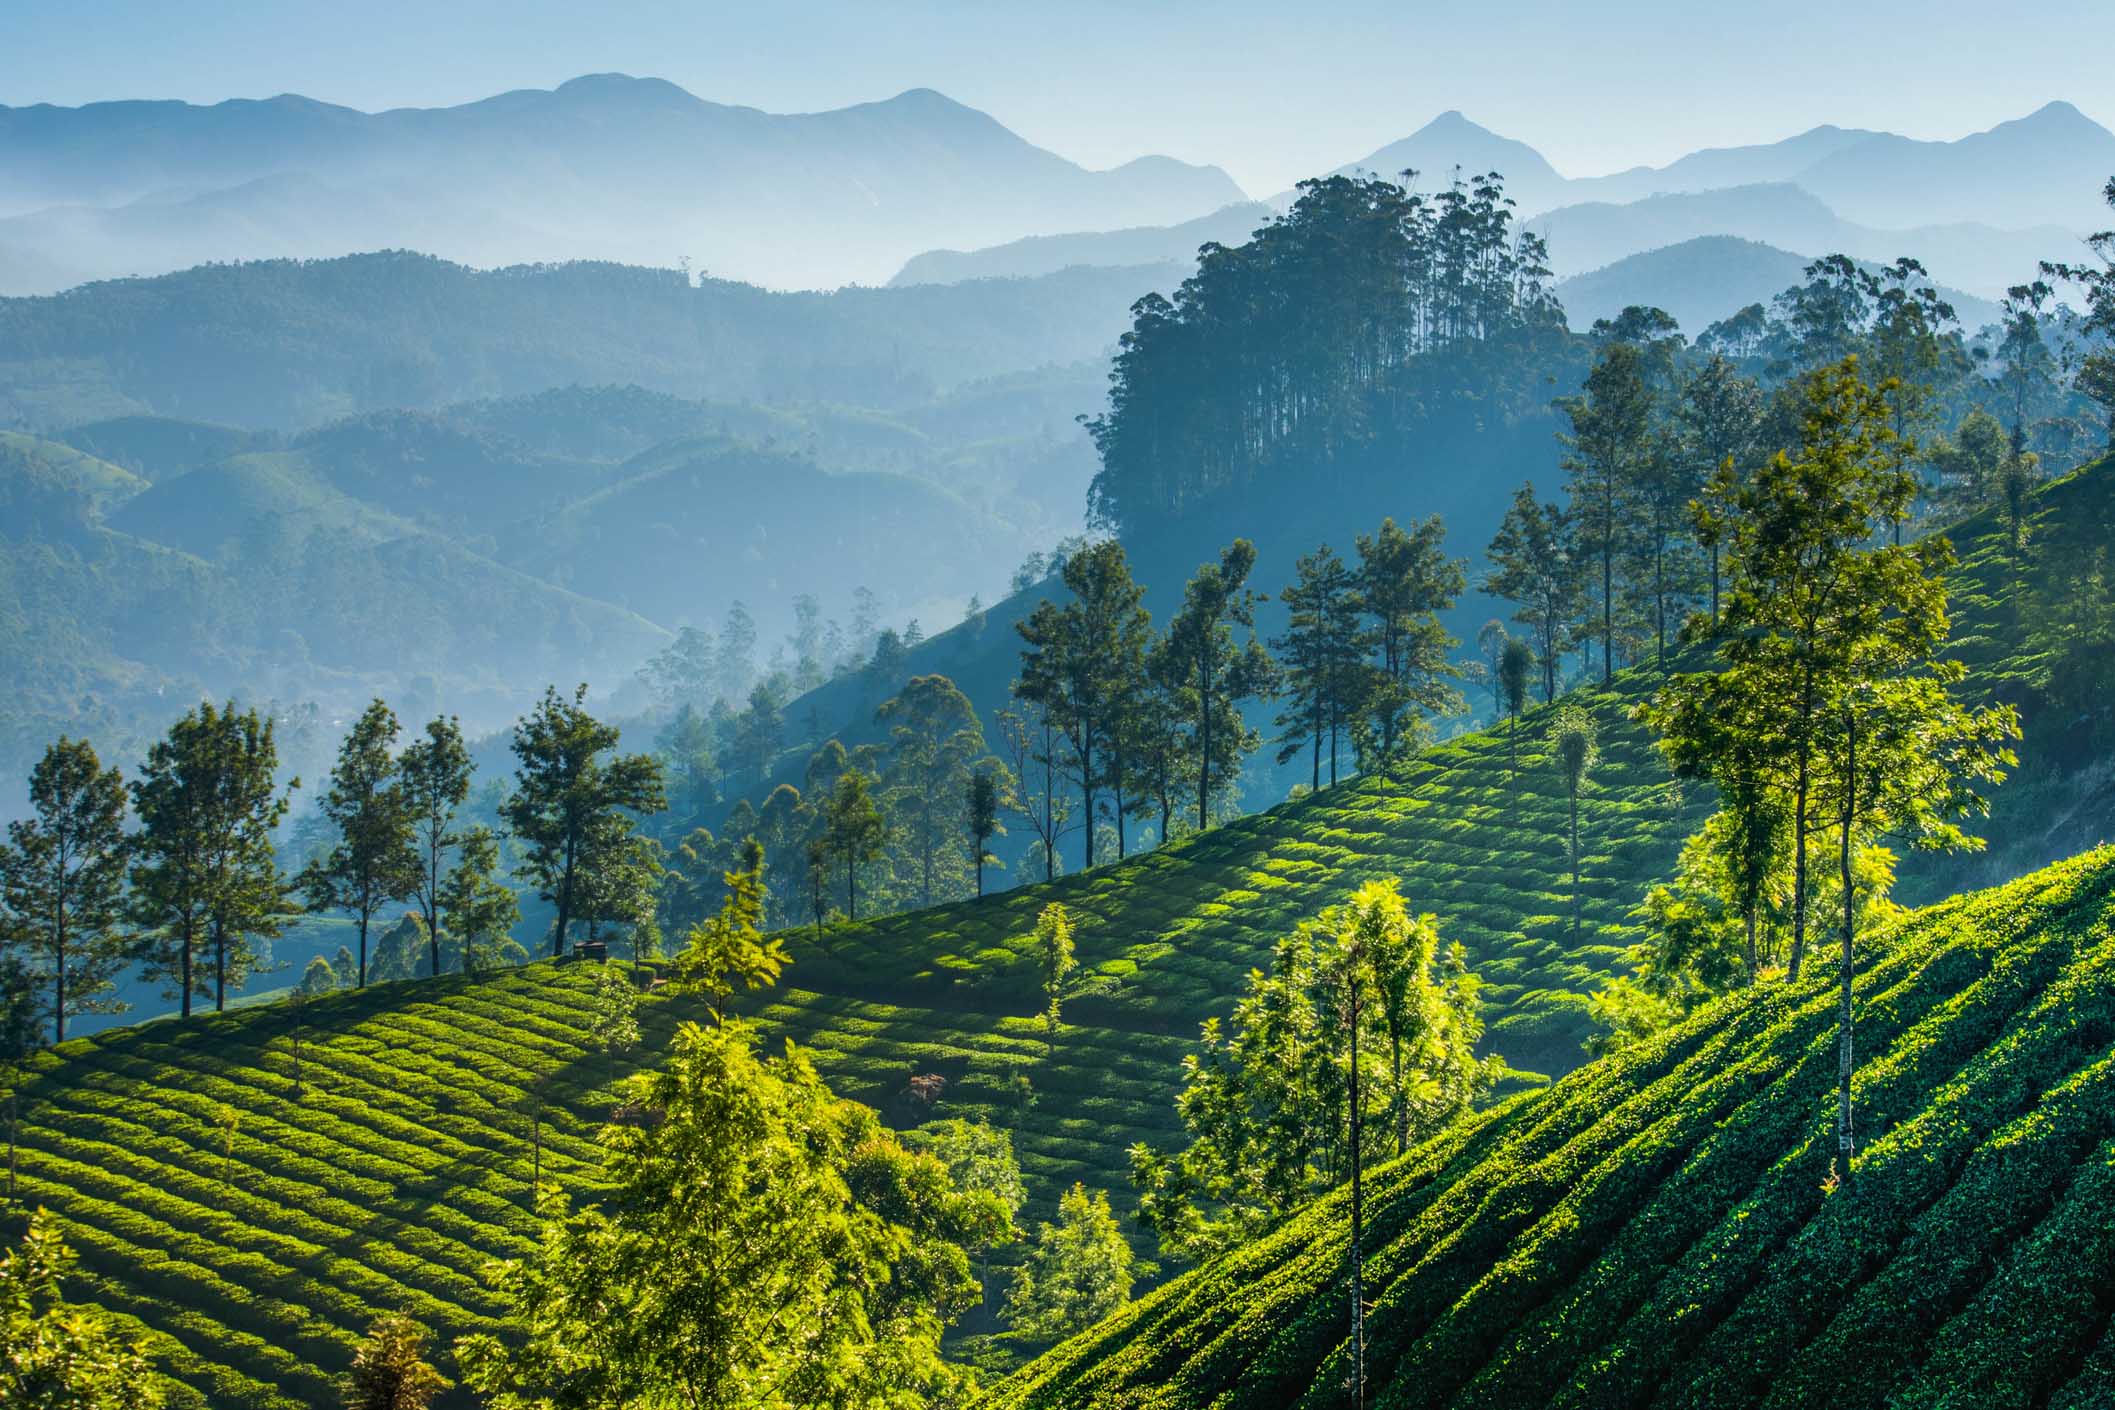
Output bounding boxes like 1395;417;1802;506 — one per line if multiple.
901;103;2111;304
0;74;1244;292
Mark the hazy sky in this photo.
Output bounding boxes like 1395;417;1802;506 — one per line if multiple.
3;0;2108;195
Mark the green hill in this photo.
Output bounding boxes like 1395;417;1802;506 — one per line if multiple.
985;845;2115;1410
5;459;2106;1408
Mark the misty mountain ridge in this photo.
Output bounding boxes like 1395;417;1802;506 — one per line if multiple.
0;74;1245;292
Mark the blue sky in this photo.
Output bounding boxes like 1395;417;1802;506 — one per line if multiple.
2;0;2107;194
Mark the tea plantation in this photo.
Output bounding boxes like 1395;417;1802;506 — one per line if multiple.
986;846;2115;1410
4;459;2104;1408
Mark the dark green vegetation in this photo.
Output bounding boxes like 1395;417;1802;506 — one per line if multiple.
986;845;2115;1410
4;455;2098;1408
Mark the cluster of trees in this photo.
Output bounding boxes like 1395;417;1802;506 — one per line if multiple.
1002;526;1468;880
1597;358;2020;1189
1086;171;1568;532
1483;252;2110;699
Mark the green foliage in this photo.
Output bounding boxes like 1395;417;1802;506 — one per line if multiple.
0;1208;167;1410
501;685;665;960
301;700;419;989
1035;904;1077;1045
340;1310;446;1410
1;737;132;1043
1131;879;1492;1266
1002;1184;1137;1348
457;1018;977;1410
670;840;788;1019
437;826;523;975
988;849;2115;1410
128;701;294;1016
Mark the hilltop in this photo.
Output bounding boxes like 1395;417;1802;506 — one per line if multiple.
986;845;2115;1410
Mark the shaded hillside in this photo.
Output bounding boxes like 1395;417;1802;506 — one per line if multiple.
1554;236;2001;336
890;204;1268;286
498;438;1033;629
0;75;1245;291
0;252;1167;431
987;846;2115;1410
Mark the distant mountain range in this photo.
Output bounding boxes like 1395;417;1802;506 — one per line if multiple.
899;102;2112;304
0;75;1244;292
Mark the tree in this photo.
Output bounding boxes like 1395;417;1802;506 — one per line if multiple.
1560;342;1655;684
131;702;294;1016
1273;545;1364;791
1686;359;1918;980
1484;483;1580;703
1355;516;1464;777
1002;1183;1136;1346
2043;176;2115;449
1;739;130;1043
439;826;522;974
1497;638;1534;781
588;965;641;1096
877;675;989;906
965;767;1009;898
0;1209;166;1409
502;686;665;960
820;770;888;921
908;1118;1025;1292
655;704;719;832
1549;706;1599;940
671;838;788;1020
997;706;1071;884
1130;879;1492;1268
1035;902;1077;1051
1992;281;2057;453
303;701;419;988
456;1020;981;1410
637;625;715;709
398;715;471;979
1680;355;1765;623
1161;540;1276;830
342;1311;448;1410
0;958;36;1205
1014;541;1151;871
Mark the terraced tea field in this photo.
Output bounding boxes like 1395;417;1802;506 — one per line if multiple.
8;458;2104;1408
989;846;2115;1410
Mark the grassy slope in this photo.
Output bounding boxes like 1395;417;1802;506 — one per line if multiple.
6;459;2105;1408
987;846;2115;1410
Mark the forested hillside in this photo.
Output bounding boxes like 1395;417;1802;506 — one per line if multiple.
0;251;1160;430
987;846;2115;1410
4;453;2103;1408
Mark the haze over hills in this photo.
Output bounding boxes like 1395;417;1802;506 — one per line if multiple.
0;74;1245;292
899;102;2109;305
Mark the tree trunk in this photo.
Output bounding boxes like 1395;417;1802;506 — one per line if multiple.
1348;986;1367;1410
1788;666;1816;982
1836;709;1857;1191
358;913;370;989
214;918;227;1012
1601;518;1614;685
1197;654;1214;831
846;855;858;921
1569;783;1582;940
1744;906;1759;986
1390;1028;1406;1157
1080;720;1096;873
1113;734;1128;860
180;920;193;1019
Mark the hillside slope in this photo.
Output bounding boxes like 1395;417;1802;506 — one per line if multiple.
9;460;2106;1409
989;847;2115;1410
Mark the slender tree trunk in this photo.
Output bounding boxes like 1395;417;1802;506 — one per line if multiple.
1710;544;1721;626
1113;735;1128;860
214;919;227;1012
1080;720;1096;872
846;855;858;921
1348;987;1367;1410
358;913;369;989
180;920;193;1019
974;845;985;897
1311;705;1322;793
1197;655;1214;831
1390;1029;1406;1157
54;931;66;1046
1788;670;1816;982
1601;509;1614;686
1569;783;1582;940
6;1083;14;1205
1744;906;1759;986
1836;709;1857;1191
